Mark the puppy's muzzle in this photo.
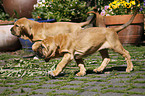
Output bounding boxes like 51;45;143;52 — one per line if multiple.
10;27;21;37
36;45;50;62
44;58;50;62
10;27;13;32
10;27;15;35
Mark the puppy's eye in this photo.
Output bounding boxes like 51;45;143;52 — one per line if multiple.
16;25;19;27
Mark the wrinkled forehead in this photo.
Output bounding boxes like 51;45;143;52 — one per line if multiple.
42;40;50;49
37;42;49;52
14;21;22;26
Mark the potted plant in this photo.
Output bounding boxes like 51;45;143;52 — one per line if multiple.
32;0;92;22
100;0;144;45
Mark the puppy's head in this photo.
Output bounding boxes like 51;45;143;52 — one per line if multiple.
11;18;32;39
32;37;57;62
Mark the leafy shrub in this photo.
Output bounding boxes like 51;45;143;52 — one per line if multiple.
0;1;10;20
32;0;92;22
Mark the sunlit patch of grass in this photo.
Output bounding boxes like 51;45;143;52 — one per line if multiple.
133;80;145;83
90;88;98;92
49;85;61;89
108;85;113;88
0;53;19;60
0;58;56;78
29;91;40;95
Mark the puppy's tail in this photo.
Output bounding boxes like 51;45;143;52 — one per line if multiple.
114;7;139;33
79;14;96;27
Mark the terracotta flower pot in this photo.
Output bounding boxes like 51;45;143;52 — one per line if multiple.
105;14;144;45
2;0;37;18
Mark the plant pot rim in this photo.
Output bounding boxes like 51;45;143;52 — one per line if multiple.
105;14;143;17
105;14;144;25
0;20;15;25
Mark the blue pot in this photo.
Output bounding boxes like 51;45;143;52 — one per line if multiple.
28;18;56;23
19;38;34;51
37;19;56;23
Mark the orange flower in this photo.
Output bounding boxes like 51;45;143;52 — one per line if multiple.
37;16;41;19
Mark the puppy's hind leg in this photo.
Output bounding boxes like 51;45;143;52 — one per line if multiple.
75;58;86;76
93;49;110;73
112;44;133;72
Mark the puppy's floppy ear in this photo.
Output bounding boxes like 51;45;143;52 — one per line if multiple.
20;20;33;39
42;37;58;58
32;41;42;52
55;34;73;54
54;33;74;59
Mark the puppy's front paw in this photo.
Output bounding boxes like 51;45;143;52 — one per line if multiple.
93;69;103;73
48;71;55;77
126;65;133;73
76;71;86;76
126;67;133;73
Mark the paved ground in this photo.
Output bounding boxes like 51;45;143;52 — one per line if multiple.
0;46;145;96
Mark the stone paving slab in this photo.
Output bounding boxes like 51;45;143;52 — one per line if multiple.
77;91;99;96
54;90;78;95
41;84;58;88
100;92;125;96
0;87;13;94
128;88;145;93
34;89;55;94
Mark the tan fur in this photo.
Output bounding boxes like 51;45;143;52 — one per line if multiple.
32;8;138;77
11;16;94;42
33;26;133;76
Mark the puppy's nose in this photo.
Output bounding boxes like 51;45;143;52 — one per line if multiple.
10;27;13;32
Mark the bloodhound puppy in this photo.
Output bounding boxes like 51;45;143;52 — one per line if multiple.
11;16;94;42
32;8;138;77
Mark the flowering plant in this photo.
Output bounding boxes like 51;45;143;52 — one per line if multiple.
100;0;144;16
32;0;92;22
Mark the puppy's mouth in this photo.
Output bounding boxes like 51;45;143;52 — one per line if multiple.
11;31;21;37
13;34;21;37
44;58;50;62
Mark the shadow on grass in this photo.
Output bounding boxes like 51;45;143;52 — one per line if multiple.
48;66;128;78
86;66;127;74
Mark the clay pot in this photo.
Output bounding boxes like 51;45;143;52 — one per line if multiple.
105;14;144;45
19;38;33;52
0;25;21;51
2;0;37;18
